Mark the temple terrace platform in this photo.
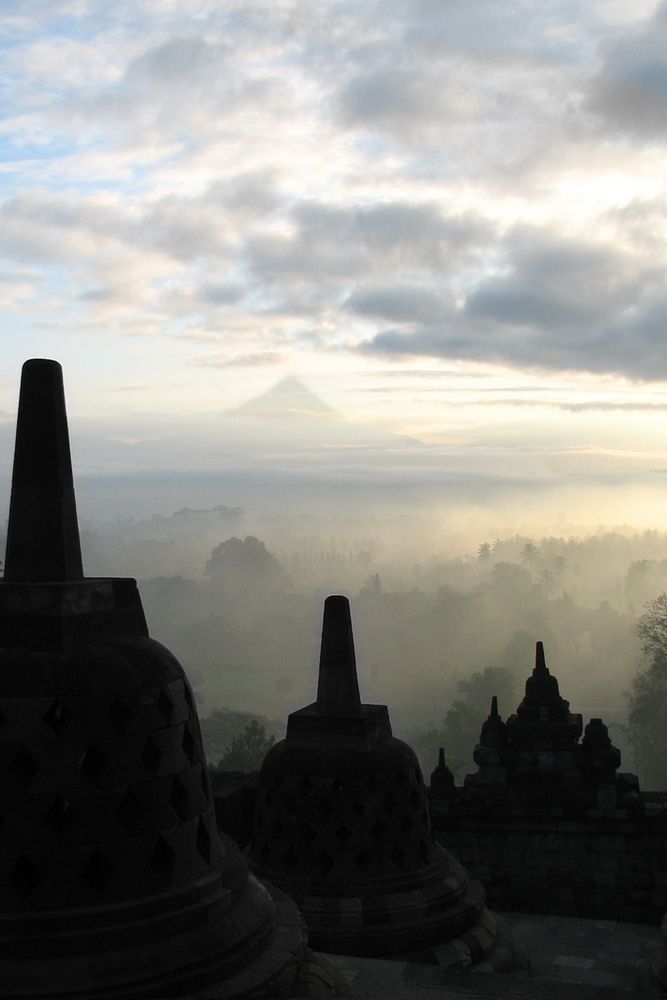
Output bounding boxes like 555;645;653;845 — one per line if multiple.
310;910;666;999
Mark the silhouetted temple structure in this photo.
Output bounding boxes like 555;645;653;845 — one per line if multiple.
461;642;640;815
0;361;305;998
429;640;667;928
429;748;456;800
248;595;508;966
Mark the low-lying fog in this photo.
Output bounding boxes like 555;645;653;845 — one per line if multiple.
1;378;665;787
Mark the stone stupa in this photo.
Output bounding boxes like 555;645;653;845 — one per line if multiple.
248;595;500;963
0;360;305;998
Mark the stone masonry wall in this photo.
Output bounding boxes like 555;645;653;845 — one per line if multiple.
431;795;667;924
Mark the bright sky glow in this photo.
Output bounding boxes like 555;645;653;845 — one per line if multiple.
2;0;667;519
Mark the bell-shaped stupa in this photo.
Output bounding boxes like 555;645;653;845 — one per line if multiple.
0;360;304;998
248;595;497;960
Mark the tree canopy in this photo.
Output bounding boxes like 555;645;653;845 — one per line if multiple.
215;720;276;772
626;593;667;789
205;535;284;584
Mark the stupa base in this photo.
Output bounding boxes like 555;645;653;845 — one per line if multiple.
263;847;497;961
0;881;307;1000
186;883;309;999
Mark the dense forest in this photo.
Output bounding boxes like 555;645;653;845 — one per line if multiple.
77;514;667;789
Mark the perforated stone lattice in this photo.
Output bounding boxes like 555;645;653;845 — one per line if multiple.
252;766;436;879
84;848;114;895
107;694;133;733
115;788;143;834
45;793;74;837
43;699;72;736
0;677;219;908
9;747;39;786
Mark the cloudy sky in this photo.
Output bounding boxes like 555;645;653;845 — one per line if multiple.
2;0;667;522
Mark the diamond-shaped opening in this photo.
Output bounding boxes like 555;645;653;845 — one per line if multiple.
80;744;107;785
355;849;372;872
334;823;352;845
183;682;195;715
45;794;74;837
182;725;196;764
10;855;40;896
370;819;386;841
150;835;176;884
43;699;72;737
115;789;143;833
351;799;365;818
283;847;299;871
330;777;344;794
157;690;174;722
196;818;212;864
10;747;39;786
284;795;298;816
316;849;335;875
317;797;333;821
400;815;414;834
107;695;132;733
419;840;431;865
83;849;114;895
391;846;405;870
298;821;317;845
169;777;189;820
141;735;162;774
382;792;397;816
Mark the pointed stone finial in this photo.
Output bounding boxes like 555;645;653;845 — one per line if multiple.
431;746;456;797
316;595;362;714
480;695;506;747
535;641;547;673
4;359;83;582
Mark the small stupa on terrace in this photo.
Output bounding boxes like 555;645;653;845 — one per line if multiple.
248;595;500;962
0;360;304;998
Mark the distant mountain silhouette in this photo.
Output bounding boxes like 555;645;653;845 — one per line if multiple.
234;377;338;419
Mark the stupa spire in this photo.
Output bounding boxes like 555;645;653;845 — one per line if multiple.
4;359;83;582
535;640;547;673
316;594;362;713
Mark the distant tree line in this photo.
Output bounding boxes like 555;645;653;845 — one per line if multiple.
126;529;667;787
